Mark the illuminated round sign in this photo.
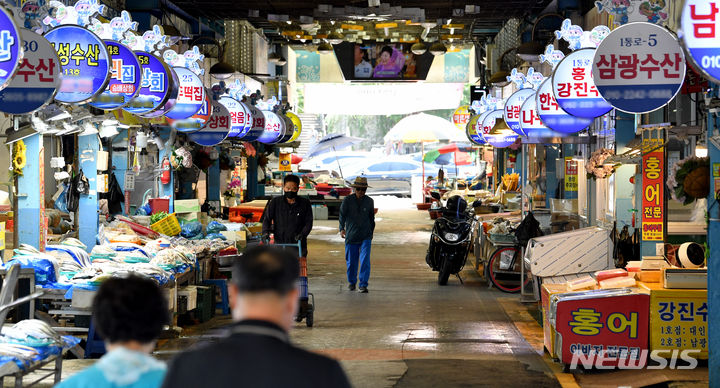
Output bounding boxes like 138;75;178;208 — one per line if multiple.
277;115;295;144
165;67;204;120
219;96;248;137
123;51;174;115
0;7;22;92
535;79;592;134
593;22;685;113
286;111;302;142
465;114;485;145
243;104;266;141
0;28;59;114
89;40;141;110
258;111;285;144
680;0;720;84
44;25;110;103
451;105;471;130
168;89;211;133
552;48;612;118
520;94;563;143
504;88;535;135
188;99;230;146
481;109;504;137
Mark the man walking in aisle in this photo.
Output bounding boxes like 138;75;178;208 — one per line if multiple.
262;174;313;257
339;177;375;293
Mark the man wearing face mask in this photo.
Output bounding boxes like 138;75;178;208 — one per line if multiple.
262;174;313;257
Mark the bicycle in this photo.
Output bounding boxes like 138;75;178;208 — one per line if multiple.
485;243;531;293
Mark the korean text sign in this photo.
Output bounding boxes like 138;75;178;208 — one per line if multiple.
44;25;110;103
168;91;211;133
0;28;59;114
219;96;249;138
504;88;534;136
452;105;471;131
188;100;230;146
565;157;578;192
554;292;650;366
165;67;204;120
536;79;592;134
89;41;142;110
593;22;685;114
680;0;720;84
520;93;563;143
642;138;664;241
123;51;171;115
552;49;612;119
0;7;22;92
646;286;708;359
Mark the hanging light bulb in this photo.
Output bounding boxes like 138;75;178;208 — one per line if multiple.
317;42;334;53
429;41;447;56
486;117;518;148
411;42;427;55
327;31;344;44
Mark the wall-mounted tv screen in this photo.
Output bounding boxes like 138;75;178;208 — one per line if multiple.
333;42;435;81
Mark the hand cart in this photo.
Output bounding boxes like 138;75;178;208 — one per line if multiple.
269;240;315;327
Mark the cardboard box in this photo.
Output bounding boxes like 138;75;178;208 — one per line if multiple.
247;224;262;234
174;199;200;213
638;282;708;359
177;286;198;310
177;212;200;223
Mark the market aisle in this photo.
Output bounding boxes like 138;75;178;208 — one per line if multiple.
290;197;560;387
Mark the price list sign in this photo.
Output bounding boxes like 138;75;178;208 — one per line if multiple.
552;48;612;119
593;22;685;114
44;25;110;103
680;0;720;84
641;138;664;241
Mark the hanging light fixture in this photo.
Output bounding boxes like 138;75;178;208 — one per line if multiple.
486;117;518;148
411;41;427;55
317;42;334;53
429;41;447;56
327;30;344;45
489;47;518;85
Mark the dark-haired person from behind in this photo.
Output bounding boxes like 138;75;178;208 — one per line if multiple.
262;174;313;257
161;246;351;388
56;276;168;388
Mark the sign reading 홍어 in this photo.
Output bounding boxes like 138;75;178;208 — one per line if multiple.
188;100;230;146
552;48;612;119
123;51;172;115
641;138;664;241
535;78;593;134
452;105;471;131
89;40;142;110
44;25;110;103
504;88;535;136
593;22;685;114
680;0;720;84
165;67;205;120
0;28;60;114
0;7;22;92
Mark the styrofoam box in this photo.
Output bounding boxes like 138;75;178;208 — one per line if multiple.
71;289;96;309
314;206;328;220
177;286;198;310
174;199;200;213
163;288;175;312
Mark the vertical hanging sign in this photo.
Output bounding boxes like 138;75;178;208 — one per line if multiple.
564;157;578;192
641;138;664;241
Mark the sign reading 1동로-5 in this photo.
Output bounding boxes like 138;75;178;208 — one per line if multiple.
0;28;60;114
680;0;720;84
592;22;685;114
44;25;110;103
0;6;22;92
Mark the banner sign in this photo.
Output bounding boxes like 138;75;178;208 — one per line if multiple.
536;78;592;134
565;157;578;192
552;48;612;119
188;99;230;146
0;28;59;114
89;40;141;110
520;93;563;143
44;25;110;103
164;66;204;120
593;22;685;114
680;0;720;84
0;6;22;92
641;138;664;241
452;105;471;130
168;90;211;133
219;96;249;138
123;51;173;115
504;88;535;135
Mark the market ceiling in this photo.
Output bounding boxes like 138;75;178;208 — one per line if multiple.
173;0;556;43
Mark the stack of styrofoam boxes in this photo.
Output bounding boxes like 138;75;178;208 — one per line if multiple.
312;204;329;220
177;286;198;312
174;199;201;224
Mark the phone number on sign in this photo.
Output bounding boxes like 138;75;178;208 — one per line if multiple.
600;89;675;100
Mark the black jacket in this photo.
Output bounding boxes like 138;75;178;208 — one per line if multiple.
161;320;351;388
262;195;313;256
339;195;375;244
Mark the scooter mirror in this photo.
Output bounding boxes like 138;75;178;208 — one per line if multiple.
430;192;441;200
472;200;482;208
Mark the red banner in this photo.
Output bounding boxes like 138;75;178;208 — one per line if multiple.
642;139;664;241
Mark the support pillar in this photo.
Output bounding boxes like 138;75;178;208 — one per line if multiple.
16;133;44;250
706;84;720;386
158;128;174;212
78;134;99;251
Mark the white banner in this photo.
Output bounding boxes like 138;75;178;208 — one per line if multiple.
302;83;464;115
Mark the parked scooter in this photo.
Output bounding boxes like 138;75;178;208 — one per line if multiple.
425;193;479;285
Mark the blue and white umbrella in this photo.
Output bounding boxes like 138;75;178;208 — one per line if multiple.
304;133;364;178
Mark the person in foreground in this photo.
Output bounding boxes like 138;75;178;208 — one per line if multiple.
56;276;168;388
161;245;351;388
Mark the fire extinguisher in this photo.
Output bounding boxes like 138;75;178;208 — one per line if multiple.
161;156;171;184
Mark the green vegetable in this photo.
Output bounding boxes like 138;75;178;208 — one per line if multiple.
150;211;168;224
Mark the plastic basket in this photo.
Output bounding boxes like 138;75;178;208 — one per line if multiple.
489;233;517;243
149;198;170;214
150;213;181;236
